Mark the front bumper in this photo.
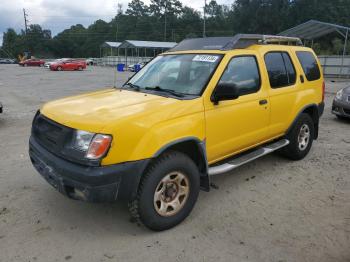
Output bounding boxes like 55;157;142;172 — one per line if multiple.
332;99;350;118
29;136;149;202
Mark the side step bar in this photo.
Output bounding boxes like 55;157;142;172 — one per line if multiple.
208;139;289;176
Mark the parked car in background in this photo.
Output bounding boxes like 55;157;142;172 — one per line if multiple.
0;58;16;64
332;86;350;119
86;58;95;66
50;59;87;71
127;62;147;72
19;59;45;67
44;58;70;68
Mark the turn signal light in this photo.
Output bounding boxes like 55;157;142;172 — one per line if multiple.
86;134;112;160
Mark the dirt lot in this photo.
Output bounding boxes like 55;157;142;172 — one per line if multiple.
0;64;349;262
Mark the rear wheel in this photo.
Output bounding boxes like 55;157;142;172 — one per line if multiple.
57;66;62;71
280;113;314;160
78;66;83;71
129;151;200;231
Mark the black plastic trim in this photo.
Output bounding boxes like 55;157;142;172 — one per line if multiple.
29;136;150;202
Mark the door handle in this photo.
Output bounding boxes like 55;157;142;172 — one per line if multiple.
259;99;268;105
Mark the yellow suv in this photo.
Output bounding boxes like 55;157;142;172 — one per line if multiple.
29;35;325;231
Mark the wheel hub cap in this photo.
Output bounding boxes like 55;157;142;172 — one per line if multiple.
298;124;310;151
153;171;190;217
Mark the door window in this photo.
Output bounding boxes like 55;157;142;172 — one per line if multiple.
264;52;296;88
296;51;321;81
218;56;260;96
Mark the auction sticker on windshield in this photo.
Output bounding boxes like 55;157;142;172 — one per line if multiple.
192;55;219;63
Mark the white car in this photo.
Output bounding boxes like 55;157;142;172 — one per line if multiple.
127;62;146;72
86;58;94;66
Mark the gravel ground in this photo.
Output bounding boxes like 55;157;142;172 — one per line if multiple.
0;64;349;262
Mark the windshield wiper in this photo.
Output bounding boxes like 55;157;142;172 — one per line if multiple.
122;82;140;91
145;86;185;97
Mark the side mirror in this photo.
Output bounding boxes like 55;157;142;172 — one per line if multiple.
211;82;240;105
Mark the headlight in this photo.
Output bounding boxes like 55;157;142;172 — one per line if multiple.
73;130;94;151
73;130;112;160
336;89;343;100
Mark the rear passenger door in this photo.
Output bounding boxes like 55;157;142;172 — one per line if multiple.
264;51;299;137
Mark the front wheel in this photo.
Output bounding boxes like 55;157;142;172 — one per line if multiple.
280;113;314;160
129;151;200;231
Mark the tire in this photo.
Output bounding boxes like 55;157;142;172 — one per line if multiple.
24;64;28;67
39;64;44;67
78;66;83;71
57;66;62;71
280;113;314;160
129;151;200;231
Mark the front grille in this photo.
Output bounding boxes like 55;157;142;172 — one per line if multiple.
32;113;73;156
31;113;100;166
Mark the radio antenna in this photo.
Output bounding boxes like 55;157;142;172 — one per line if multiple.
113;1;119;88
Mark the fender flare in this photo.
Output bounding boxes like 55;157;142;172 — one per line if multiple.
153;137;210;191
286;103;320;139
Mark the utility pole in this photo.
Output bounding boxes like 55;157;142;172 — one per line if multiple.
203;0;206;38
23;8;29;34
164;1;167;41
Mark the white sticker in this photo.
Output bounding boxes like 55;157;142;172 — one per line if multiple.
192;55;218;63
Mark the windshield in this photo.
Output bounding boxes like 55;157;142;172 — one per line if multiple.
126;54;222;96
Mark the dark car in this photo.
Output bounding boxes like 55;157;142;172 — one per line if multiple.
332;86;350;119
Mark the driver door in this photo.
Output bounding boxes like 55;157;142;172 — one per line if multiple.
204;54;270;164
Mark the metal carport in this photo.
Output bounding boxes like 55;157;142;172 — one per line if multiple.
100;42;122;57
279;20;350;76
117;40;177;66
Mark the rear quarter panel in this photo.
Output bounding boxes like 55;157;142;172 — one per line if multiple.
252;45;323;137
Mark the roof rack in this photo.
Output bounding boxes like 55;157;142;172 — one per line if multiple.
170;34;303;52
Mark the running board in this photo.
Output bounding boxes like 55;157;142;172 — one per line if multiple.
208;139;289;176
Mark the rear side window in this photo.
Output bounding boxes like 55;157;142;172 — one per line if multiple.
264;52;296;88
218;56;260;96
296;51;321;81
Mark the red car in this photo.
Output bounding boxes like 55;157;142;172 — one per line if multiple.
19;59;45;67
50;60;87;71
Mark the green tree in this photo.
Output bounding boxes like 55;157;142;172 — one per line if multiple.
126;0;149;16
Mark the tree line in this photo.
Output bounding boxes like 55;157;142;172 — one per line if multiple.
2;0;350;59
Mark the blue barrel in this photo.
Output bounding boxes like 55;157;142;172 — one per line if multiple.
117;63;124;72
134;64;141;72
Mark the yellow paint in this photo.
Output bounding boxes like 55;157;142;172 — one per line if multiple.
40;44;323;166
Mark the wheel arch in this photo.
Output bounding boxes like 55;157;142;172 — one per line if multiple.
287;104;320;139
151;137;210;191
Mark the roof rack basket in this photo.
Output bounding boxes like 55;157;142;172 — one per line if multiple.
170;34;303;52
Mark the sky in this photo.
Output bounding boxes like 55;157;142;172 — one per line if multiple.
0;0;232;46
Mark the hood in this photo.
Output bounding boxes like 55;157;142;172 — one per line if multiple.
343;86;350;94
41;89;203;133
